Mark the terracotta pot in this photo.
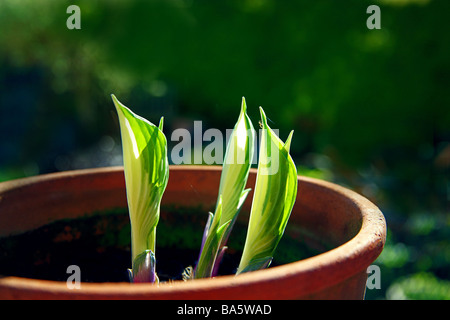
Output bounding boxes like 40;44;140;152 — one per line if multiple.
0;165;386;299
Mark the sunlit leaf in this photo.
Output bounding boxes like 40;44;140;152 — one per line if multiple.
236;107;298;275
112;94;169;282
216;97;255;244
195;97;255;277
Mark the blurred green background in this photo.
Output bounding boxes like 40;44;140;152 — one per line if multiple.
0;0;449;299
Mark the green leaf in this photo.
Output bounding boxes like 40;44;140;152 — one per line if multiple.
236;107;298;275
195;197;231;279
237;256;273;274
112;94;169;264
214;97;255;246
195;97;255;277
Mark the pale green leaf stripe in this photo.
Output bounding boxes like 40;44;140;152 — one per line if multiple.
236;107;298;275
112;94;169;262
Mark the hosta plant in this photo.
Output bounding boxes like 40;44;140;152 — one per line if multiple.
194;98;255;279
112;95;297;283
112;94;169;283
236;107;297;274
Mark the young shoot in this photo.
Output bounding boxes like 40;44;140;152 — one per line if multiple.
236;107;298;275
194;98;255;279
111;94;297;282
112;94;169;283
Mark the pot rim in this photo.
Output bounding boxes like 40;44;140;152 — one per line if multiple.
0;166;386;299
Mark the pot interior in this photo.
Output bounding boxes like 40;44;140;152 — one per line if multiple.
0;166;364;284
0;205;330;282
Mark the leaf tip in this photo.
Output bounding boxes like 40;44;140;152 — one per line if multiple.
241;96;247;113
159;116;164;131
284;130;294;153
111;94;126;115
259;106;268;127
111;94;119;105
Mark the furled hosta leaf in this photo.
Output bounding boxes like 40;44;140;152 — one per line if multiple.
216;97;255;244
195;97;255;277
195;197;231;279
236;107;298;275
112;94;169;282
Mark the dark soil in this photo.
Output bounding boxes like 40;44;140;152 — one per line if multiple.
0;207;327;283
